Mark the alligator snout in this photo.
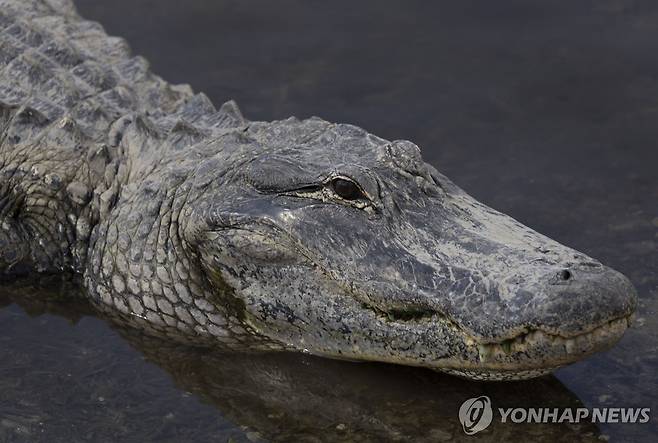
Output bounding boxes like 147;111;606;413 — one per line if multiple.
526;264;637;338
436;256;637;346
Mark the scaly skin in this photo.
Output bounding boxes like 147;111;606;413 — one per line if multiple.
0;0;637;380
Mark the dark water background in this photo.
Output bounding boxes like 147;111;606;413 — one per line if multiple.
1;0;657;441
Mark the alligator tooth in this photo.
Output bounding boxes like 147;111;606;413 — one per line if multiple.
524;331;540;346
490;344;503;358
565;338;576;354
501;339;513;354
575;334;590;350
477;344;492;362
593;328;605;341
549;334;559;344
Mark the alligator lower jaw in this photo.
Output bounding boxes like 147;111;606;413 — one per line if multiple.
446;315;633;380
439;366;560;381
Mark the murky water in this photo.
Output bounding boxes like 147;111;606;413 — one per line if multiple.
1;0;657;441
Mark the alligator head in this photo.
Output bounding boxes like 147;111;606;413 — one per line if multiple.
189;117;637;380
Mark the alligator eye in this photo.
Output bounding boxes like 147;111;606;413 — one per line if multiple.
331;178;364;200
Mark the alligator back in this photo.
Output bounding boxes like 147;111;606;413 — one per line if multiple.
0;0;248;273
0;0;250;142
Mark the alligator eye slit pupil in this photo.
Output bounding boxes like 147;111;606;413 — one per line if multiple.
331;178;362;200
560;270;572;281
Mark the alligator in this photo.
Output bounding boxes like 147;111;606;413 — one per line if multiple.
0;0;637;380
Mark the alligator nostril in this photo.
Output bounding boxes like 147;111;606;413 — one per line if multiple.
559;270;572;281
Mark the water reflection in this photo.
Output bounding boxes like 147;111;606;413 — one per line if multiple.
1;276;602;442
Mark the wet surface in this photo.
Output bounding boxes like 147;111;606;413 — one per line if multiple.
1;0;657;441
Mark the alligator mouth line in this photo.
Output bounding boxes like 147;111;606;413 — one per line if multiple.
369;304;439;322
466;315;632;363
360;300;631;363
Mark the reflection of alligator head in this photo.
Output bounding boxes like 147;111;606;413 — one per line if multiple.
0;0;636;379
1;278;603;442
131;341;606;443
